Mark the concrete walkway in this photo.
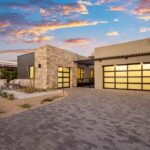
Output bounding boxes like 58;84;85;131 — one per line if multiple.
4;89;63;99
0;88;150;150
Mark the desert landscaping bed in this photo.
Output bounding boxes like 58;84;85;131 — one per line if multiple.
0;92;66;118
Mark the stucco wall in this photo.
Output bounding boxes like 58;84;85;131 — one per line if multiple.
94;38;150;89
17;53;34;79
95;38;150;58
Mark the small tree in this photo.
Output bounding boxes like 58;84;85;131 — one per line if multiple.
0;68;17;82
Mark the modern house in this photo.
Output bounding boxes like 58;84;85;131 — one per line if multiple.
94;38;150;91
17;45;93;89
17;38;150;91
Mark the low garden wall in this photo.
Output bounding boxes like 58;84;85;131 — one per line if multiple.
0;79;7;87
14;79;34;87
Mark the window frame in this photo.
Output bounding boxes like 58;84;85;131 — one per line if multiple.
77;68;84;79
29;65;35;79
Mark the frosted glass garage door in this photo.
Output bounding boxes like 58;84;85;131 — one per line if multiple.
103;63;150;91
58;67;70;88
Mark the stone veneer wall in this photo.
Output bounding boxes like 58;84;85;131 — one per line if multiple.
34;45;84;89
34;45;48;89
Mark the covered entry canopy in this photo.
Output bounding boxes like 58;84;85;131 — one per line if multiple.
74;57;94;66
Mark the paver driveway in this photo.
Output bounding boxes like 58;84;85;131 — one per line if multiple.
0;88;150;150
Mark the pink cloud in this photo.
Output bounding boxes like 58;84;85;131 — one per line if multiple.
64;38;90;45
133;0;150;15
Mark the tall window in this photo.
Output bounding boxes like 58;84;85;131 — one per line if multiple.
90;69;94;78
29;66;34;79
78;68;84;79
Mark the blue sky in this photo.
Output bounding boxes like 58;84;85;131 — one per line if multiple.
0;0;150;59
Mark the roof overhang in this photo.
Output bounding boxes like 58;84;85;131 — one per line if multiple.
74;58;94;66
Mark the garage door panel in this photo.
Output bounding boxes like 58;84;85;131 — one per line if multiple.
104;83;115;88
143;64;150;70
128;84;142;90
116;84;127;89
143;78;150;83
103;63;150;91
116;65;127;71
104;66;114;71
128;78;141;83
128;71;141;77
143;71;150;76
143;84;150;90
104;72;114;77
128;64;141;70
116;78;127;83
116;72;127;77
104;78;114;82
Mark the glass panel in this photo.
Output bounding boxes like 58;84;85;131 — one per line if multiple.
116;65;127;71
58;78;63;82
81;74;84;79
143;64;150;70
58;72;62;77
63;83;69;87
128;71;141;77
104;66;114;71
143;78;150;83
116;72;127;77
63;67;69;72
143;84;150;90
116;84;127;89
116;78;127;83
58;83;62;88
143;71;150;76
58;67;63;72
90;70;94;78
63;73;69;77
63;78;69;82
128;84;141;90
104;83;115;88
104;72;114;77
128;78;141;83
128;64;141;70
104;78;114;82
29;66;34;79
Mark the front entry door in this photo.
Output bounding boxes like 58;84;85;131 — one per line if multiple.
58;67;70;88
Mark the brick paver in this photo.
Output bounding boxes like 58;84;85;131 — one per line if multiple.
0;88;150;150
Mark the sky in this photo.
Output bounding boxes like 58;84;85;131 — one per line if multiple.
0;0;150;60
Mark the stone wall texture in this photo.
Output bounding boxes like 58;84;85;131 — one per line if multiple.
34;45;85;89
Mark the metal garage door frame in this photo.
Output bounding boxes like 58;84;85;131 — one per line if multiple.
103;62;150;91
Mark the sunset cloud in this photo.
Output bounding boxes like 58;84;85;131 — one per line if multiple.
139;27;150;33
109;6;126;11
138;15;150;21
64;38;90;45
133;0;150;15
106;31;120;36
0;22;11;31
62;3;88;15
14;21;103;37
22;36;53;44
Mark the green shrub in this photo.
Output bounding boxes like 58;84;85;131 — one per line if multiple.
41;98;54;104
19;104;32;109
7;94;15;100
1;92;8;98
